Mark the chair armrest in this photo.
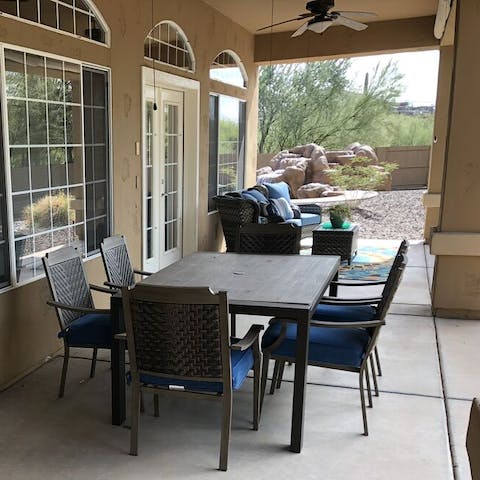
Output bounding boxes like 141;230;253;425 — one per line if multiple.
90;283;117;294
47;300;110;315
320;297;382;306
310;319;385;328
330;280;387;287
230;324;264;351
114;332;127;341
134;269;152;276
103;281;123;291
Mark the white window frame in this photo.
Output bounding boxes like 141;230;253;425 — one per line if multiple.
0;43;112;290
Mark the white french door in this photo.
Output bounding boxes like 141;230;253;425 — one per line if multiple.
143;87;184;271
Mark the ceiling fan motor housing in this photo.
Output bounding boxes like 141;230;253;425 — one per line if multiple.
307;0;335;14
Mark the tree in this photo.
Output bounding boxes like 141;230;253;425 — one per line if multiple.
258;59;407;153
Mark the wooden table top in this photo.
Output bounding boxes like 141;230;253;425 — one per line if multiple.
142;252;340;315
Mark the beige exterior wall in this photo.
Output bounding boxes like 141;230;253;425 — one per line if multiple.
424;46;454;240
0;0;257;389
431;0;480;317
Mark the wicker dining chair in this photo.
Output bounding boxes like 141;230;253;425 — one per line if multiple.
261;255;407;436
122;284;263;471
100;235;152;290
43;246;113;397
317;239;409;385
236;223;301;255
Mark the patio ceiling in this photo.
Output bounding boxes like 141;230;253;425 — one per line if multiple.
201;0;438;35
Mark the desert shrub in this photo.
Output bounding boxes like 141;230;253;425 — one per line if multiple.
327;156;398;191
24;192;73;230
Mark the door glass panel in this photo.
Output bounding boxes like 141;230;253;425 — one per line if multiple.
163;103;179;252
145;101;154;260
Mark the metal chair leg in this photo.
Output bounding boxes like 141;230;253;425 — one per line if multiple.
219;390;232;471
359;371;369;436
365;367;373;408
252;348;261;431
370;355;379;397
90;347;98;378
154;394;159;417
130;383;141;456
276;361;286;389
270;360;281;395
58;345;70;398
260;352;270;414
374;346;382;376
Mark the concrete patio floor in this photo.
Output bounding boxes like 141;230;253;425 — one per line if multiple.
0;241;477;479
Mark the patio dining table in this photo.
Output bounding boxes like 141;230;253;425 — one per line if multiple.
110;252;340;453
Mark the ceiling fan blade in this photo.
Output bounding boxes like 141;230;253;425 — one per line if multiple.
335;11;377;19
257;13;315;32
307;21;333;34
291;21;310;37
334;15;368;31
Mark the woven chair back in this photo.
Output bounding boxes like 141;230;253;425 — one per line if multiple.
43;247;94;329
123;285;230;382
100;235;135;287
236;223;301;255
376;255;408;320
214;195;260;252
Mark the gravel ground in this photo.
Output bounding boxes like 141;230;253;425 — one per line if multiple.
350;189;426;240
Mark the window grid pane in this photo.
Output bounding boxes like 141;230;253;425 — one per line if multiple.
83;67;110;255
144;22;194;72
4;49;110;284
0;0;107;44
208;95;246;209
210;51;247;88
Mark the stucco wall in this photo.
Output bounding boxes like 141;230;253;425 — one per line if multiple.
0;0;257;389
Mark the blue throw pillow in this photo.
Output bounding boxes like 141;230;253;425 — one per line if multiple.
265;182;291;202
245;188;269;204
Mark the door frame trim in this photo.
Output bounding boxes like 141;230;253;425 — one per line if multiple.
141;67;200;270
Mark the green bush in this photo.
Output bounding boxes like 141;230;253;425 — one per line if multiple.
327;156;398;191
24;192;73;230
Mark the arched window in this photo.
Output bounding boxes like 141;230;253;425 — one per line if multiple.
210;50;247;88
0;0;109;44
144;21;195;72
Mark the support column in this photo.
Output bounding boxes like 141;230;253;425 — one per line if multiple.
423;46;454;241
431;0;480;318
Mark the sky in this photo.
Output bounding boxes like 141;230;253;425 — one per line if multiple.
347;50;440;106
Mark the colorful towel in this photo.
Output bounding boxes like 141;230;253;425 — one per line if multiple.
339;245;397;281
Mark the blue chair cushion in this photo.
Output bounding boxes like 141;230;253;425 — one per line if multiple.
262;322;371;368
265;182;291;202
136;344;254;393
313;304;377;323
58;313;112;348
300;213;321;226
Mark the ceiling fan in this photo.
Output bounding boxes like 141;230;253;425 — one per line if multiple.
258;0;377;37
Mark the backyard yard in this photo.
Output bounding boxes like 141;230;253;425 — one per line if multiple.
352;189;426;240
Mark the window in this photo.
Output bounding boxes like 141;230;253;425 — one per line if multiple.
144;21;195;72
0;105;9;288
210;51;247;88
0;0;108;44
4;48;110;284
208;94;246;212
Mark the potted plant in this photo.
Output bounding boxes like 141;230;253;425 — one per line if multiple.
328;203;351;229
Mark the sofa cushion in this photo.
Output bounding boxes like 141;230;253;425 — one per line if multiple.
300;213;321;226
265;182;291;202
